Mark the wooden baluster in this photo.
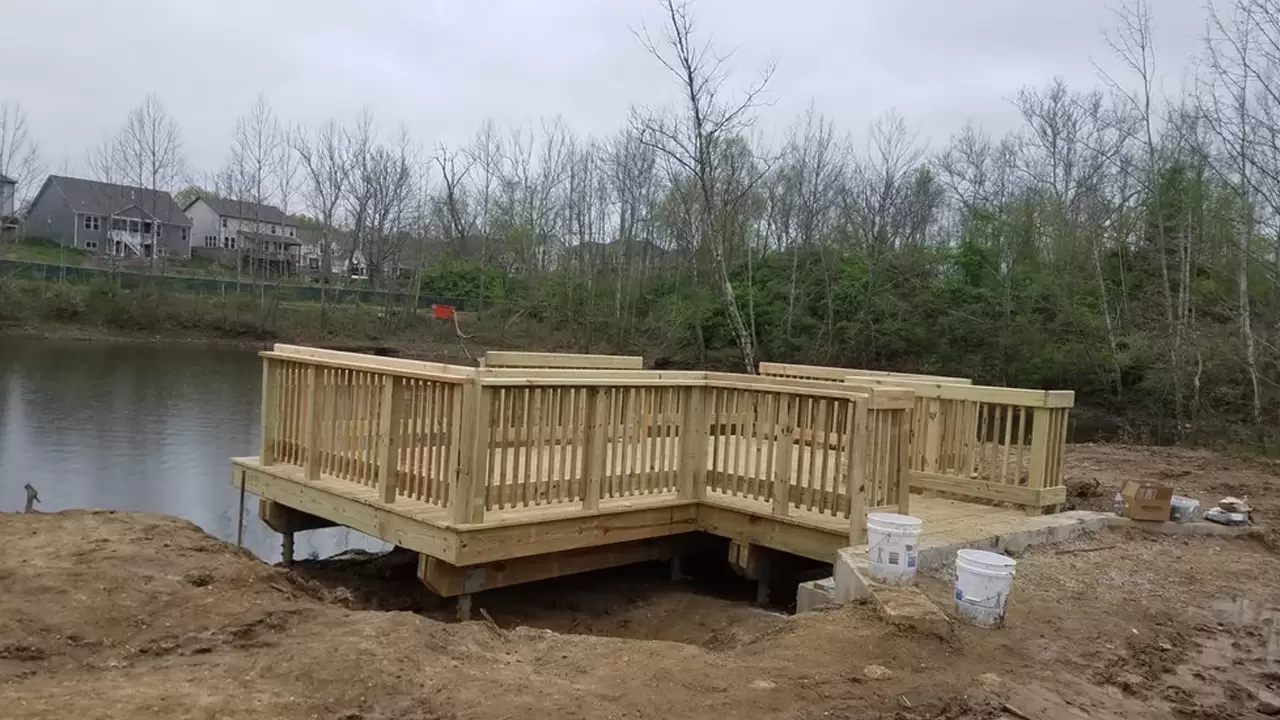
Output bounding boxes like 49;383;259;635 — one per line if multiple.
304;365;323;481
376;375;404;503
772;394;795;517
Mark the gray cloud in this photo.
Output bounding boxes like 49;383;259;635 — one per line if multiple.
0;0;1213;180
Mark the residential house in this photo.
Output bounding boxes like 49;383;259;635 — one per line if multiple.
24;175;192;257
186;196;302;274
296;225;365;280
0;173;15;222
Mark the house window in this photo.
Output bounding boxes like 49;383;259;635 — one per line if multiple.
221;218;228;228
271;225;277;235
289;227;295;238
85;240;99;250
127;219;140;233
83;215;100;231
181;228;188;243
223;237;237;250
142;221;153;235
111;217;128;230
204;235;216;248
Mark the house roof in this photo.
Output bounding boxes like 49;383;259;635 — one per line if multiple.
0;173;14;185
195;196;295;226
39;175;191;226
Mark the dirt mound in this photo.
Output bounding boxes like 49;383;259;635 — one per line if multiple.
1;445;1278;719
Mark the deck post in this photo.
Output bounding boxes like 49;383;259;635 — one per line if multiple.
282;531;295;567
847;398;870;545
580;387;606;511
677;386;708;500
1025;406;1053;516
377;375;404;503
452;380;491;524
259;357;278;465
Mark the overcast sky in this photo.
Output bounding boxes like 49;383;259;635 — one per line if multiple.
1;0;1214;183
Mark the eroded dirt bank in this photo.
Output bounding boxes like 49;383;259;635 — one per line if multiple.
1;444;1277;719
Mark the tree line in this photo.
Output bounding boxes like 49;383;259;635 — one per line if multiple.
3;0;1280;440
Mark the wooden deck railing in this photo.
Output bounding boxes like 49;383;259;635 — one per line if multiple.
256;348;913;543
847;379;1073;513
757;360;1074;514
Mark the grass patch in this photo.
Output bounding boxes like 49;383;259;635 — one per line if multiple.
3;237;90;265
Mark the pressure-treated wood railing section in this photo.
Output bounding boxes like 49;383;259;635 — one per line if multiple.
257;347;913;542
758;361;1074;514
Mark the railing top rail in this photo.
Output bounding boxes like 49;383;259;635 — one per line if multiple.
263;347;474;384
704;372;910;408
759;361;972;385
842;376;1074;408
481;351;644;370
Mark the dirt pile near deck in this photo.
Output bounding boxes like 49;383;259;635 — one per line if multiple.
1;444;1278;719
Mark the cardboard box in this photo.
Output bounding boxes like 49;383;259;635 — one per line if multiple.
1120;480;1174;522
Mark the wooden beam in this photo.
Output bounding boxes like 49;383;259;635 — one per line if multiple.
233;460;459;560
452;502;699;565
696;503;845;562
482;351;644;370
727;541;772;581
418;536;702;597
258;498;337;533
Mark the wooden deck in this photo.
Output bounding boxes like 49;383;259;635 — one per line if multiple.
232;346;1075;606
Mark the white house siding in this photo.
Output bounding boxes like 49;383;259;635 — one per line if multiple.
185;199;222;252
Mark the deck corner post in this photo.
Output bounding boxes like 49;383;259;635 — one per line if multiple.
259;357;278;466
677;385;708;501
452;379;491;524
1027;406;1052;491
376;374;404;503
847;398;870;545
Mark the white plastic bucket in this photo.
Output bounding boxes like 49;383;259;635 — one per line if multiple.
954;549;1017;628
865;512;923;585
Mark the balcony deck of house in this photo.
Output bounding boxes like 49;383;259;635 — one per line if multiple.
232;348;1073;613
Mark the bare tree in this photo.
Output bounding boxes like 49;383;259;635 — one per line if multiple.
293;119;354;325
1202;0;1267;427
0;102;44;211
94;95;185;194
227;95;285;279
632;0;775;372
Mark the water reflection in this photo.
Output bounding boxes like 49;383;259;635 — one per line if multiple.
0;337;387;561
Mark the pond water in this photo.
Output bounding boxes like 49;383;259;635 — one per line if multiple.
0;337;386;561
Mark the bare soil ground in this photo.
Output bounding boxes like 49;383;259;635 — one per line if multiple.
1;444;1278;719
